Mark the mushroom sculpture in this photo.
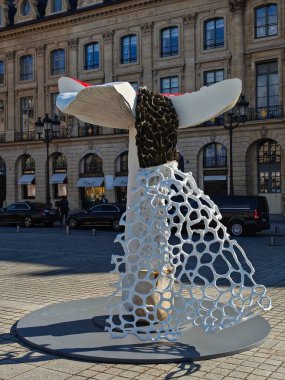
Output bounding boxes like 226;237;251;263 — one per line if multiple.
57;78;271;342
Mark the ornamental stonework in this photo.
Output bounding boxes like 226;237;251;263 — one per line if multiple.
103;31;113;43
6;51;15;61
68;38;79;49
229;0;247;12
183;13;197;26
141;23;153;36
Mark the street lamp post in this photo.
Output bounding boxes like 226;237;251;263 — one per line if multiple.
35;114;60;206
222;95;249;196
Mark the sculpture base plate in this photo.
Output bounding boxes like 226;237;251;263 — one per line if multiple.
16;297;270;364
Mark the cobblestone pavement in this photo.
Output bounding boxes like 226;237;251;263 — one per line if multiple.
0;222;285;380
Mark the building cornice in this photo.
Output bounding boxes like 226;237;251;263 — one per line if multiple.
0;0;169;40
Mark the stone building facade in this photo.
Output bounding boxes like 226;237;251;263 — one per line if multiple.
0;0;284;213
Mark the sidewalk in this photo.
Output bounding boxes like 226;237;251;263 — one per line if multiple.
0;227;284;380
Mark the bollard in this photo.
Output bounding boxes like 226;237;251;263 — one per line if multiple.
65;225;70;235
92;228;96;236
275;226;280;233
16;225;21;233
270;236;275;246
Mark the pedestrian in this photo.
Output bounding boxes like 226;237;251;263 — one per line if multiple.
100;194;108;204
59;196;69;225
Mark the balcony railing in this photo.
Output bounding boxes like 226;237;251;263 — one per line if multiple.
78;125;102;137
202;105;284;126
247;105;284;121
14;131;35;142
0;133;5;143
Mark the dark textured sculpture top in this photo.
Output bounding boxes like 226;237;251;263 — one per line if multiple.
135;88;179;168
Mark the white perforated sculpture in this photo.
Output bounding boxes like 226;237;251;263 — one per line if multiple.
57;78;271;342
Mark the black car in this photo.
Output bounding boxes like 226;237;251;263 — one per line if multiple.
0;202;60;227
211;195;270;236
68;203;126;230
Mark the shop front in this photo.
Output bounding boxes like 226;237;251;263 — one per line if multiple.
78;153;105;209
50;153;68;201
77;176;105;209
18;155;36;199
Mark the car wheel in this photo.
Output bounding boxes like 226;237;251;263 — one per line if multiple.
23;216;32;228
112;219;121;231
69;218;78;229
229;222;243;236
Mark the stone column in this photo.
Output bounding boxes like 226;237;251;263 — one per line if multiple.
229;0;247;85
5;51;15;142
103;31;113;83
141;23;153;89
36;44;46;117
183;13;197;92
68;38;79;78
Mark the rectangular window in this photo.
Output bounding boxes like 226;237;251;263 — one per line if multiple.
121;35;137;64
204;18;224;50
20;56;34;81
161;27;179;57
256;61;279;113
259;171;269;193
20;97;34;133
160;76;179;94
84;43;99;70
255;5;278;38
0;61;4;84
51;49;65;76
204;69;224;86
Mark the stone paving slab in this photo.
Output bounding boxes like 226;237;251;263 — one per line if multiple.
0;225;285;379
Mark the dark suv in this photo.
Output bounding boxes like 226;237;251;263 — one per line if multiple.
211;195;270;236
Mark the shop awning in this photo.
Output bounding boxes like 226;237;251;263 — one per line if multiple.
113;176;128;187
18;174;35;185
50;173;67;184
76;177;104;188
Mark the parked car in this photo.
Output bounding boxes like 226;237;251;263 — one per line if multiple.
210;195;270;236
0;202;60;227
68;203;126;230
169;195;270;237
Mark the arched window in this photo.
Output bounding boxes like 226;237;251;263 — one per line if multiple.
255;4;278;38
51;0;63;13
20;55;33;81
258;140;281;193
22;155;35;173
120;35;137;64
84;42;100;70
160;26;179;57
119;152;128;173
53;153;67;172
204;18;224;50
203;143;227;168
51;49;65;76
84;154;102;174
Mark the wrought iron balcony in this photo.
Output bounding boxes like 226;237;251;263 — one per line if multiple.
246;105;284;121
78;125;103;137
0;133;5;143
14;131;36;142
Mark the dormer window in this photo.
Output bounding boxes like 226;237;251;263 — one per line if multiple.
20;0;31;17
52;0;63;13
